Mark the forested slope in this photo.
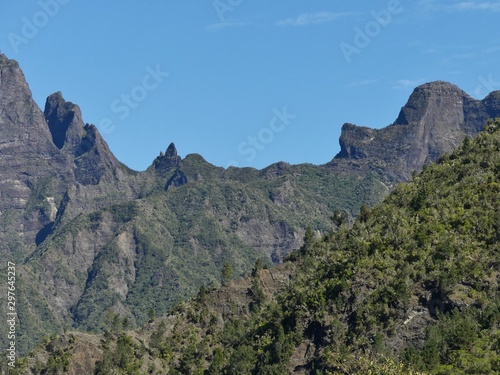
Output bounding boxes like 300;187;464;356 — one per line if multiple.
12;120;500;374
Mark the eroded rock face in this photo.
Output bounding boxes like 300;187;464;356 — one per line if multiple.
0;55;59;159
3;52;500;357
0;55;138;258
44;91;86;153
0;55;69;256
334;81;500;180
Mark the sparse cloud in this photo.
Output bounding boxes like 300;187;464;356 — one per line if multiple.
276;11;352;27
392;79;426;90
205;21;250;31
348;79;378;88
421;47;441;54
486;46;500;53
442;53;475;65
447;2;500;11
419;0;500;12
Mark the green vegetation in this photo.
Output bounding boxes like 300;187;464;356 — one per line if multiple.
24;176;54;218
13;113;500;373
49;119;498;374
221;263;234;286
17;147;387;351
94;334;145;375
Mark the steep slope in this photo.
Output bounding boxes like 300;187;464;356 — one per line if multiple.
0;55;68;258
0;55;141;260
41;91;143;224
15;120;500;374
2;53;500;357
0;53;386;355
333;81;500;181
0;54;145;355
23;155;385;338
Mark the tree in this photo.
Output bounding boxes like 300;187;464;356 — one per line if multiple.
359;204;371;222
148;308;155;323
112;314;122;333
300;226;316;255
330;209;347;227
250;277;266;312
221;263;234;286
197;285;207;303
207;347;225;375
122;317;130;330
251;258;264;277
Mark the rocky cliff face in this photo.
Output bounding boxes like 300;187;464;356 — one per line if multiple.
334;81;500;181
0;54;147;256
2;54;500;356
44;91;86;153
0;55;70;257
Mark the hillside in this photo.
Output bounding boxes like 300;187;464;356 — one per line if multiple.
9;120;500;374
1;53;500;356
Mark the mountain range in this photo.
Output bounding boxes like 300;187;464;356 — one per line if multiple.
1;53;499;360
8;105;500;375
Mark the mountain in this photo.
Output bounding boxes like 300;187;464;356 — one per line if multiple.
332;81;500;181
0;55;141;259
12;119;500;374
1;53;500;356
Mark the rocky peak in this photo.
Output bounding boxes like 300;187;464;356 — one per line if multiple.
394;81;473;126
166;142;180;160
42;91;123;185
0;54;58;158
44;91;86;153
71;123;125;185
483;90;500;118
334;81;500;181
0;56;69;256
337;123;376;159
152;142;181;175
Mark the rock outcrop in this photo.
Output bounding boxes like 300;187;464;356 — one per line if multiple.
152;142;181;175
0;55;69;256
334;81;500;181
2;53;500;356
0;55;139;258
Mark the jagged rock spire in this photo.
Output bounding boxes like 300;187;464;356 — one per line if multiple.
44;91;85;153
152;142;181;175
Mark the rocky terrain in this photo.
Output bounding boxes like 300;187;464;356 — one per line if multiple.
332;80;500;181
1;53;499;357
9;120;500;374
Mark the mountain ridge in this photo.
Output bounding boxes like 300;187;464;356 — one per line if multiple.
332;80;500;181
1;53;500;357
12;119;500;375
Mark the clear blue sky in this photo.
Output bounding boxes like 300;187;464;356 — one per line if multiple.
1;1;499;171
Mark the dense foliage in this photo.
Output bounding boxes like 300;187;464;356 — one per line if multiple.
13;155;385;355
15;120;500;374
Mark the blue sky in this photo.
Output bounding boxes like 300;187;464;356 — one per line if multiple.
1;1;499;171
